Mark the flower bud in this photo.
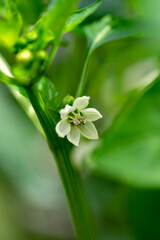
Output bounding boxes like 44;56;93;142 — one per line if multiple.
27;30;38;42
16;36;27;48
27;44;34;51
36;50;47;62
14;37;27;53
63;95;75;106
16;49;33;64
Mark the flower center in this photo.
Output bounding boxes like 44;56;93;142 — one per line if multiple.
68;111;86;126
73;114;86;126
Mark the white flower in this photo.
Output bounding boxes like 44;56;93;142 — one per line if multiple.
55;96;102;146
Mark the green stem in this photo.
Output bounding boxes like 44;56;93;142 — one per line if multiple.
45;37;60;71
76;48;92;98
26;85;97;240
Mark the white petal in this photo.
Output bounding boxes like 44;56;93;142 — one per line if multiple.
56;120;71;138
81;108;102;122
67;126;80;146
78;121;98;139
73;96;90;110
60;104;75;120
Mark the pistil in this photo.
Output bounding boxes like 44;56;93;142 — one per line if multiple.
68;112;86;126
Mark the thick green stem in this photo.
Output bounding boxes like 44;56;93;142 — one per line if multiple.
26;85;97;240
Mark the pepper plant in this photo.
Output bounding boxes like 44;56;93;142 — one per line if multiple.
1;0;159;239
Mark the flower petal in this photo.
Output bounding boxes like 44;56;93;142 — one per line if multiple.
73;96;90;110
67;126;80;146
78;121;98;139
56;120;71;138
60;104;75;120
81;108;102;122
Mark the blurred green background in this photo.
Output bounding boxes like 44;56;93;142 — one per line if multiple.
1;0;160;239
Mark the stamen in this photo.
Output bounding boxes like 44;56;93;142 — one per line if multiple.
68;115;74;120
68;111;86;126
73;114;86;126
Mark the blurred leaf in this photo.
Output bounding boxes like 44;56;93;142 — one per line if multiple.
0;0;22;48
0;53;29;86
0;53;42;132
64;0;102;33
10;86;44;135
82;15;112;49
16;0;47;25
128;189;160;240
94;19;140;49
82;15;139;51
0;53;13;77
36;0;78;68
83;77;160;188
76;15;140;96
0;72;18;85
40;0;77;37
10;85;28;98
0;53;18;84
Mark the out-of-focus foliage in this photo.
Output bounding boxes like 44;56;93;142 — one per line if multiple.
39;0;77;37
0;85;73;240
16;0;48;25
80;16;139;51
83;80;160;188
1;0;160;240
0;0;22;48
64;0;102;33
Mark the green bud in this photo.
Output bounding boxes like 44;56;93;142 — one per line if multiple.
44;30;54;44
27;44;34;51
36;50;47;62
16;36;27;48
27;30;38;42
16;49;33;64
14;37;27;53
63;95;75;106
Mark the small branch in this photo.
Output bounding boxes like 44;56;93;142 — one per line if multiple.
45;37;60;71
76;47;92;97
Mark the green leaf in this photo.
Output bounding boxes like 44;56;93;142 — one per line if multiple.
0;72;17;85
63;0;102;33
39;0;77;37
94;19;140;49
0;53;13;77
82;16;139;51
76;15;140;97
15;0;48;25
10;85;28;98
0;0;22;48
83;78;160;188
37;0;77;69
35;76;60;111
83;15;112;49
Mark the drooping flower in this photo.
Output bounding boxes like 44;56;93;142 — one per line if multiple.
55;96;102;146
